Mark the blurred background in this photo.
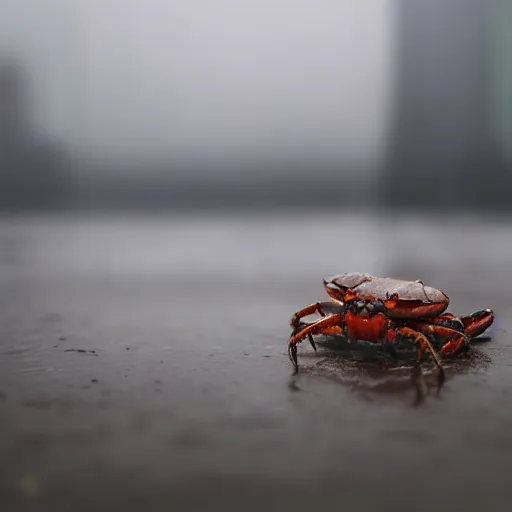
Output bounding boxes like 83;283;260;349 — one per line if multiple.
2;0;512;286
1;0;511;213
1;1;512;511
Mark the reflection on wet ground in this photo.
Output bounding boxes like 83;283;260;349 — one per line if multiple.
1;213;512;511
288;333;494;406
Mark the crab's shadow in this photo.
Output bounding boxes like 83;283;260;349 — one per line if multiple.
290;335;493;407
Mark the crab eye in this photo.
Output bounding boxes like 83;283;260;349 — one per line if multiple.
366;303;375;313
356;301;365;309
373;300;385;312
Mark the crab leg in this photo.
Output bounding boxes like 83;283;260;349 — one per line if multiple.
288;313;344;371
290;302;330;333
393;327;445;380
406;321;470;356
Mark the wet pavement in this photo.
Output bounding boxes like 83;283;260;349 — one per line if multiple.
1;212;511;511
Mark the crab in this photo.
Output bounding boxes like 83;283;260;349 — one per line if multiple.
288;272;494;379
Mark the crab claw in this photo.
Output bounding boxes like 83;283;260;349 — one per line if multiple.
460;309;494;338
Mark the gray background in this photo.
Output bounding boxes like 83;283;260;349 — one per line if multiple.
1;1;512;510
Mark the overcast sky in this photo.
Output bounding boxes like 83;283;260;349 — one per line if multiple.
3;0;393;171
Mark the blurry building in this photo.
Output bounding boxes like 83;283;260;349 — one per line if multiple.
384;0;511;211
490;0;512;169
0;60;65;210
0;62;28;154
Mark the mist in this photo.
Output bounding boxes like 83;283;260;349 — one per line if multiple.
2;0;510;212
2;1;390;172
2;2;512;511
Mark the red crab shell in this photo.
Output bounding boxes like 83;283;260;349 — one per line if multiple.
323;272;449;319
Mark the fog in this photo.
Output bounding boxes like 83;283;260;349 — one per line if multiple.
2;3;512;511
2;0;510;211
3;0;390;170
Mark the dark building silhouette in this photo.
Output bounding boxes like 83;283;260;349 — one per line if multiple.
383;0;510;211
0;61;28;151
0;60;66;210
